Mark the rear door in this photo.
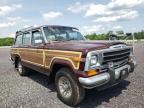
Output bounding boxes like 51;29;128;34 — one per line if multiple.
20;32;32;62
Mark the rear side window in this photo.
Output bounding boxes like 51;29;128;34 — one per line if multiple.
15;34;22;46
23;32;31;45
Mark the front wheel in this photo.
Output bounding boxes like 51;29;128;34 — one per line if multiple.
55;68;85;106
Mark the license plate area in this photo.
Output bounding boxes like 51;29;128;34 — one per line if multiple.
115;65;130;79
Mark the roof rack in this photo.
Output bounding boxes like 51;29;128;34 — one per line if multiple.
18;26;34;32
16;25;79;34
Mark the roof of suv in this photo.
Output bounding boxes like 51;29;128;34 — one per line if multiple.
16;25;79;34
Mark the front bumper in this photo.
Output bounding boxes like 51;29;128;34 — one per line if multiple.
79;62;136;89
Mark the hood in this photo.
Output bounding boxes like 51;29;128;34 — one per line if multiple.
44;40;125;54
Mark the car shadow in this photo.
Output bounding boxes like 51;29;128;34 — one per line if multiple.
27;70;55;92
27;70;130;108
76;80;130;108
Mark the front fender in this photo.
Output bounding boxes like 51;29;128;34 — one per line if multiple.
50;57;79;72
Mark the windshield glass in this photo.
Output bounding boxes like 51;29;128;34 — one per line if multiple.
43;27;85;41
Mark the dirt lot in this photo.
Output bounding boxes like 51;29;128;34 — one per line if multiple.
0;43;144;108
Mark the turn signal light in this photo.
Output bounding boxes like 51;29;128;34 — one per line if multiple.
128;56;133;63
86;70;98;76
73;57;85;62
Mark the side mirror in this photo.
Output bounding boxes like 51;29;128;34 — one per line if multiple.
35;39;42;44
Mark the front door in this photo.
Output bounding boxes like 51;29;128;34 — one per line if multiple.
30;29;45;67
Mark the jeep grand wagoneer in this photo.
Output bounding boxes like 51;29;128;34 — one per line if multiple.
10;25;136;106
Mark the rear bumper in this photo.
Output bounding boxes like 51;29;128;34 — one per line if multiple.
78;62;136;89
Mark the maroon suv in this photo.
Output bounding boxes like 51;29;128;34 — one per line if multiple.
10;25;136;106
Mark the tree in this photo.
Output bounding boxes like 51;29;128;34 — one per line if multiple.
0;37;14;46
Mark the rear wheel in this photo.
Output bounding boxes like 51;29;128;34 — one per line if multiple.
16;60;28;76
55;68;85;106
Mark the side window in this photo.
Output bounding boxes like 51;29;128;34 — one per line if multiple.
23;32;31;45
15;34;22;46
32;30;43;44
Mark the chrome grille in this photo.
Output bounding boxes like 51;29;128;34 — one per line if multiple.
102;48;130;67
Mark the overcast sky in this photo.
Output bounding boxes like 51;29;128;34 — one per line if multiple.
0;0;144;38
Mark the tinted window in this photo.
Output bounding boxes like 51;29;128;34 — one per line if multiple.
32;30;43;44
15;34;22;46
23;33;31;45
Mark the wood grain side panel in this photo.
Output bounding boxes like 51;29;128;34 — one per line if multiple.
45;50;82;69
19;49;43;65
11;48;82;70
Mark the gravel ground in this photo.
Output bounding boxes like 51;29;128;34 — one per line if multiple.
0;43;144;108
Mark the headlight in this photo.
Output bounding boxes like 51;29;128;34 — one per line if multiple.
90;56;97;66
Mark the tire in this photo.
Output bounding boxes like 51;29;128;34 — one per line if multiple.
55;68;85;106
16;60;28;76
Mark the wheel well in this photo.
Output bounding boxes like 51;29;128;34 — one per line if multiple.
49;63;72;83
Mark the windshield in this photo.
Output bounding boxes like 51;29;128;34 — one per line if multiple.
43;27;85;41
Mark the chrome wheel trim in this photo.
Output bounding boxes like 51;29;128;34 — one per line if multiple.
18;62;22;74
58;76;72;99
